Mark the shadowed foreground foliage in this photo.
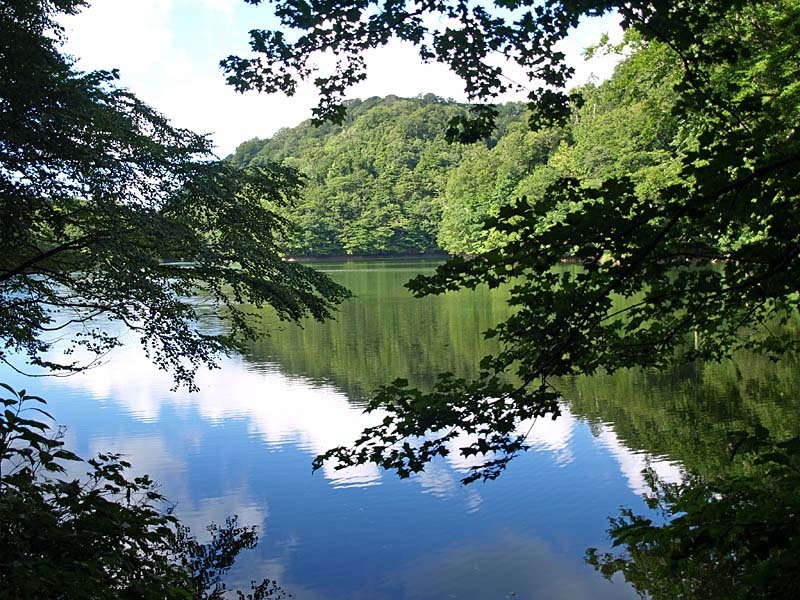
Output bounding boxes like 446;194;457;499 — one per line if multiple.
0;0;349;388
587;428;800;599
259;0;800;484
227;0;800;594
0;384;289;599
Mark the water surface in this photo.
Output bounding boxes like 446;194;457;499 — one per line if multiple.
4;259;795;599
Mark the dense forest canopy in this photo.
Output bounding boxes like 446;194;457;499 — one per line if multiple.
229;94;524;255
231;94;473;255
229;43;680;258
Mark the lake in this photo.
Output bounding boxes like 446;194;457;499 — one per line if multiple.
3;258;798;599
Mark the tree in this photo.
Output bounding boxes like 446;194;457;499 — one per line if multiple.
226;0;800;480
0;0;350;388
438;120;565;254
2;2;347;593
232;96;470;256
224;1;800;593
0;384;290;599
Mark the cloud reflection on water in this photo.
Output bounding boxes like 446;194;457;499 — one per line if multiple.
340;531;637;600
88;432;269;542
45;344;682;497
10;343;673;599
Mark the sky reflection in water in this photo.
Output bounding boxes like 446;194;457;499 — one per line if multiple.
0;261;686;599
2;348;679;599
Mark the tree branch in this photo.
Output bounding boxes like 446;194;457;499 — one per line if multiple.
0;234;95;283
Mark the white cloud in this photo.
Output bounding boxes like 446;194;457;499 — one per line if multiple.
417;462;460;498
59;0;285;155
48;344;387;488
528;411;576;465
199;0;237;15
178;491;270;542
58;2;622;156
62;0;175;77
350;43;470;103
49;333;682;498
596;426;684;495
560;12;625;87
36;329;680;501
441;408;576;476
89;433;187;487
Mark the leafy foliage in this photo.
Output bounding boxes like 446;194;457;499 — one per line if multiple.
227;47;683;258
586;428;800;599
0;2;329;594
270;6;800;594
0;0;350;387
229;95;531;256
229;2;800;595
223;0;613;137
232;0;800;486
0;383;289;599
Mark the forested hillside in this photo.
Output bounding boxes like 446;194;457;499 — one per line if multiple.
229;42;680;257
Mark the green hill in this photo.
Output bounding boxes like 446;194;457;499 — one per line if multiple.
229;44;680;257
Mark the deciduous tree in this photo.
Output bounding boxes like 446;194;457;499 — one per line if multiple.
226;2;800;591
228;0;800;482
1;0;349;387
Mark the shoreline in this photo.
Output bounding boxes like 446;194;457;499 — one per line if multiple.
286;252;451;262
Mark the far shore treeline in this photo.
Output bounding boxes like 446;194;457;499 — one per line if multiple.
229;44;677;258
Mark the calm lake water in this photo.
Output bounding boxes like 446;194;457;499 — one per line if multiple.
3;259;799;599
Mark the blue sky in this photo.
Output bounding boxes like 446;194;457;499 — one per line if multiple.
62;0;622;156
